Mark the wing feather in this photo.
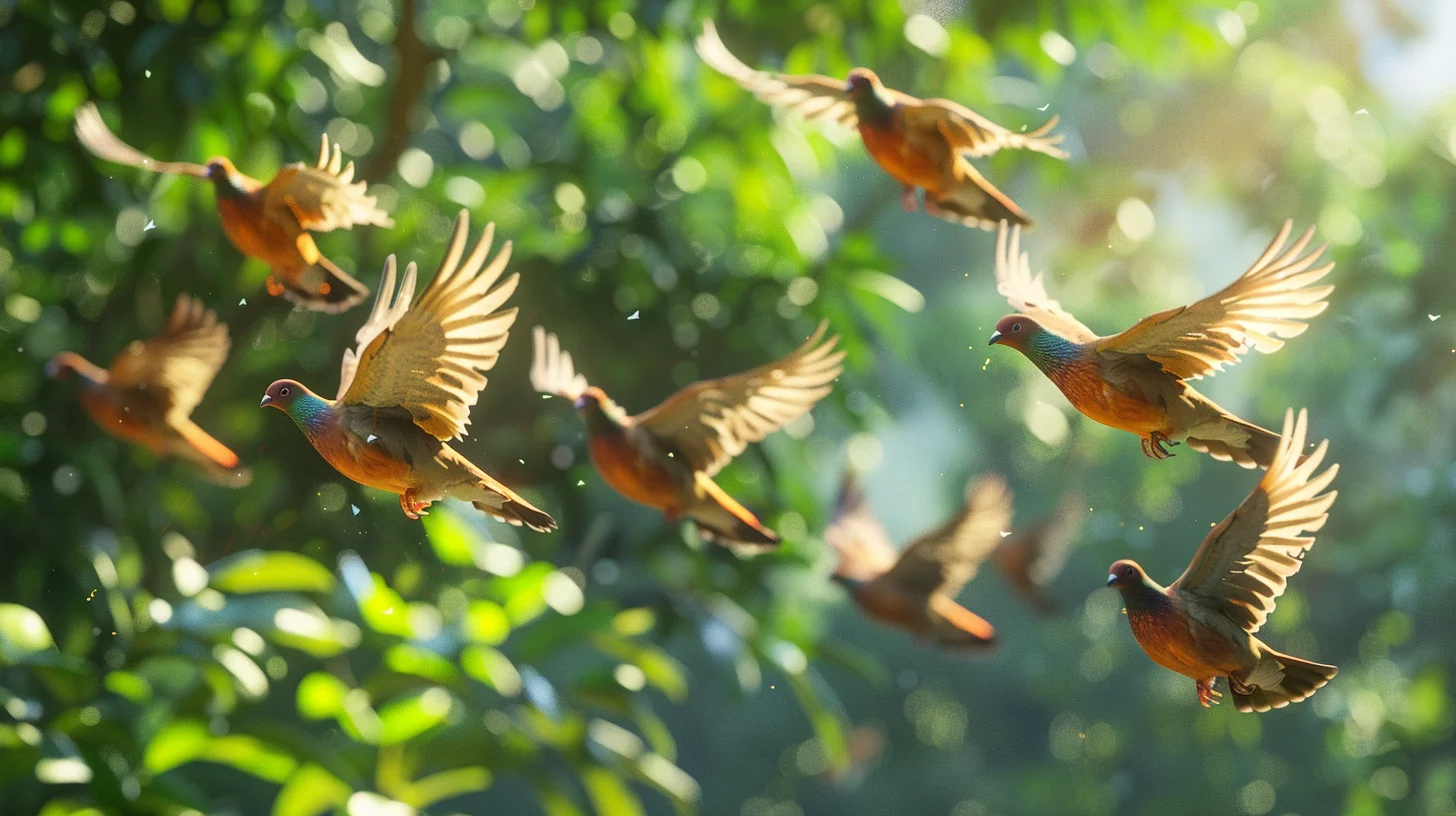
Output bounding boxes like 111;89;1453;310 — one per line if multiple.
263;133;394;233
74;102;210;177
109;294;230;422
339;210;519;440
879;474;1012;599
1096;221;1334;379
824;471;899;582
901;102;1068;159
695;20;858;128
1172;409;1338;633
635;320;845;476
530;326;590;401
995;222;1099;343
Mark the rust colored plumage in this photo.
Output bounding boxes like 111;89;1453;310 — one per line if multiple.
989;221;1335;468
994;490;1084;614
47;294;250;486
695;20;1066;230
825;471;1011;651
74;102;392;312
1108;409;1339;712
260;210;554;531
531;323;844;550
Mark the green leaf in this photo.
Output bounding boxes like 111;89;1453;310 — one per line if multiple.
208;550;336;595
0;603;54;663
378;688;454;745
385;644;460;684
297;672;348;720
464;600;511;645
406;766;493;808
422;506;479;566
579;766;645;816
144;720;212;775
103;670;152;704
591;636;688;703
145;720;297;783
461;645;522;696
273;763;352;816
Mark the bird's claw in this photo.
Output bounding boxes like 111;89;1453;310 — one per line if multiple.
1228;674;1256;696
265;275;286;297
1195;678;1222;707
399;491;431;520
901;186;921;213
1141;433;1179;460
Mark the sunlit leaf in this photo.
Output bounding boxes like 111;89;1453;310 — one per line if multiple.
273;763;352;816
378;688;454;745
0;604;54;663
208;550;336;595
579;766;645;816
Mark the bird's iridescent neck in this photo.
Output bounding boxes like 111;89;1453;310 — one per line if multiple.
1022;331;1085;374
286;393;335;436
1118;579;1169;616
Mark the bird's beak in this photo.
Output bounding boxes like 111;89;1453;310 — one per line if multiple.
259;394;273;408
1106;574;1118;587
988;330;1004;347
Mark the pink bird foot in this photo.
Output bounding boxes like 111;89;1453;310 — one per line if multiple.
901;186;921;213
399;490;432;520
1195;677;1222;707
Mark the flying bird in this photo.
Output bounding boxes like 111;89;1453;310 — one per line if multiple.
825;471;1011;650
531;323;844;550
1107;409;1339;712
695;19;1066;230
988;221;1334;468
993;490;1084;614
260;210;554;531
47;294;250;486
74;102;392;312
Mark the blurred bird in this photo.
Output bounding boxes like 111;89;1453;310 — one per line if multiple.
695;20;1066;230
74;102;392;312
260;211;554;531
825;471;1010;650
47;294;251;486
994;490;1084;614
1107;408;1339;712
988;221;1334;468
531;323;844;550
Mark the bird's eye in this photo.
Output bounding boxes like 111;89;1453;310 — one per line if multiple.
280;386;291;397
1012;322;1022;332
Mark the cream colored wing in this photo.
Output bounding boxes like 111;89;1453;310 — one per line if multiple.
880;473;1013;599
1172;409;1338;634
338;210;519;440
262;133;394;233
530;327;590;401
995;222;1099;343
825;471;899;583
634;320;845;476
74;102;209;177
696;19;859;128
109;294;229;421
1096;221;1334;379
901;101;1068;159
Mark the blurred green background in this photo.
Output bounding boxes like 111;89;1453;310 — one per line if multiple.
2;0;1454;814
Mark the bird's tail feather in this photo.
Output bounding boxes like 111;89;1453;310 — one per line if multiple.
928;593;997;651
273;255;370;313
171;421;253;487
1231;647;1338;713
1186;415;1282;470
687;474;779;551
928;163;1032;231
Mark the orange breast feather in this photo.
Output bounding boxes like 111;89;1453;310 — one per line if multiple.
858;120;946;194
1128;604;1241;680
217;196;305;270
310;428;415;496
82;391;164;454
588;434;681;513
1047;362;1170;437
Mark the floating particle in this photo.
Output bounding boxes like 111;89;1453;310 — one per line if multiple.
1356;108;1368;115
144;220;155;231
628;310;640;320
351;504;360;515
999;531;1011;538
1038;103;1050;111
1430;315;1441;321
145;69;151;78
366;434;377;443
238;298;246;306
576;480;585;486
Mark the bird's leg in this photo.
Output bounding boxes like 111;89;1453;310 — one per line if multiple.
901;186;921;213
1195;677;1222;707
399;490;431;520
1228;673;1256;696
1143;432;1178;460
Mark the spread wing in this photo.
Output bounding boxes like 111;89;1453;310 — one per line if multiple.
530;326;590;401
338;210;519;440
1096;221;1334;379
108;294;229;422
695;19;858;129
1003;490;1084;587
879;474;1013;599
995;222;1099;343
74;102;209;177
262;134;394;233
900;101;1068;159
824;471;899;582
1172;409;1338;634
634;320;845;476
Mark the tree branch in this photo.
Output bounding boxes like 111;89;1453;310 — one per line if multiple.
364;0;439;183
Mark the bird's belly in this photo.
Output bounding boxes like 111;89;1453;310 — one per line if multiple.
588;436;682;513
82;391;165;453
1128;608;1241;679
311;429;417;496
859;123;944;190
853;585;923;633
218;198;300;268
1058;376;1168;436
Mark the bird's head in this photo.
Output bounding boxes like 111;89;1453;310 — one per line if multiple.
573;385;610;412
988;314;1043;351
45;352;79;380
829;571;864;592
844;67;881;99
204;157;236;181
1106;559;1147;590
259;379;310;411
